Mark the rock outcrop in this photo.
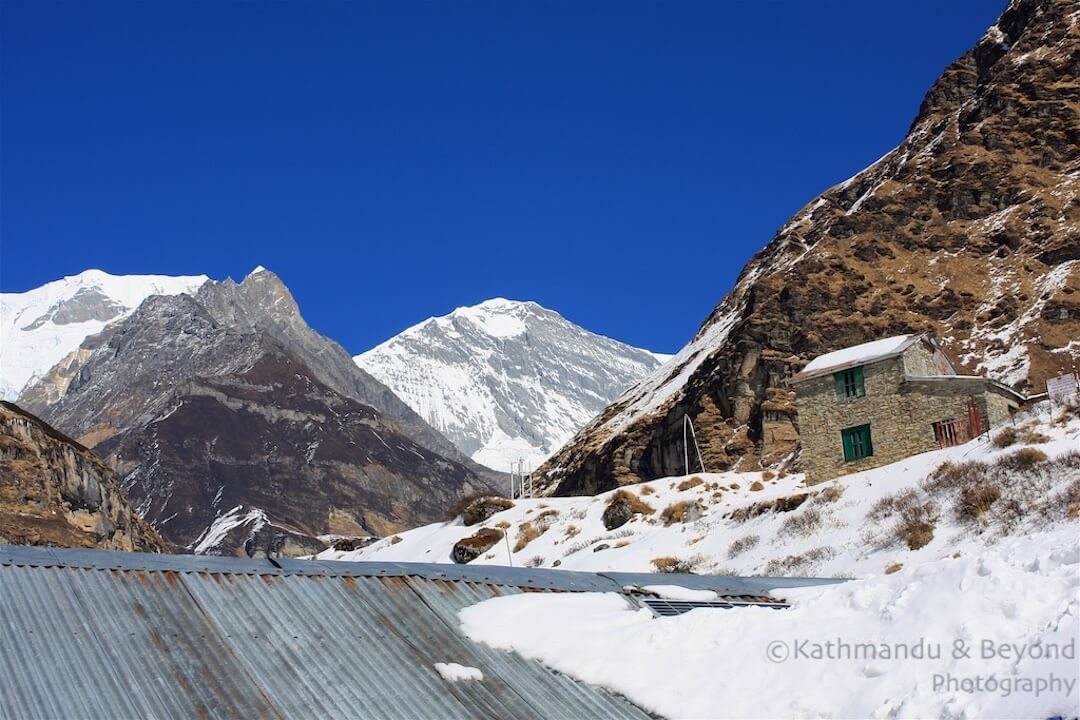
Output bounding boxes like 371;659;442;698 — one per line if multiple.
539;0;1080;496
0;402;166;551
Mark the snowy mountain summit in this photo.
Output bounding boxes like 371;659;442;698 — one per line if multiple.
355;298;670;471
0;269;208;400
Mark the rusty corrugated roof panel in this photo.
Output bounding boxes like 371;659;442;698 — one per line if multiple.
0;545;843;719
0;546;660;720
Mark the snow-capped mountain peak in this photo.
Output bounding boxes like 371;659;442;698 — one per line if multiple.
0;269;209;400
355;299;669;472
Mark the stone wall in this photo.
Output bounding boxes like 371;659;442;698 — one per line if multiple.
901;342;939;377
795;352;1020;484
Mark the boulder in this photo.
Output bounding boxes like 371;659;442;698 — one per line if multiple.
451;528;504;564
461;496;515;526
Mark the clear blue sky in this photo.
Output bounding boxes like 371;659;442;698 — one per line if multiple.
1;1;1002;355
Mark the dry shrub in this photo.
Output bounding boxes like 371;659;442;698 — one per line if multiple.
727;534;759;558
749;481;765;492
660;500;704;526
1055;479;1080;519
524;556;544;568
730;493;809;523
535;508;559;526
885;562;903;575
957;483;1002;522
513;522;541;552
687;535;704;545
779;508;822;537
764;546;834;576
650;556;699;574
761;470;776;481
729;483;741;490
922;461;989;494
1020;429;1050;445
639;484;656;495
811;484;845;505
999;447;1048;471
495;520;511;529
992;427;1017;448
614;539;630;549
677;477;704;492
388;535;402;545
866;488;919;523
896;501;939;550
564;524;580;538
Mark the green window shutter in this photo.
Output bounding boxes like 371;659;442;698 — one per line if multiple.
841;428;854;461
834;372;846;401
853;366;865;397
842;424;873;462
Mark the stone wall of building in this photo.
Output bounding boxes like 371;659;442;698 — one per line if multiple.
901;342;939;377
795;352;1019;484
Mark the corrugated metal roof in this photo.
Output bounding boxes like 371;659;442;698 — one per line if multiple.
0;545;842;720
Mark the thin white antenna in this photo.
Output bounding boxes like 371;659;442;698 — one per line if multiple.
683;415;706;475
504;532;513;567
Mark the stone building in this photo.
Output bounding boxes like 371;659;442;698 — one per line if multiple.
792;334;1025;484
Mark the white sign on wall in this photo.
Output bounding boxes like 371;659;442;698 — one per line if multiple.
1046;372;1080;403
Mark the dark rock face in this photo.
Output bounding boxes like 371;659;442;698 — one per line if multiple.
540;0;1080;496
20;270;497;554
601;496;634;531
97;352;486;553
0;402;166;551
451;528;504;564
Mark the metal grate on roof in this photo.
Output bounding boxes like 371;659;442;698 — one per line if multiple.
642;596;790;617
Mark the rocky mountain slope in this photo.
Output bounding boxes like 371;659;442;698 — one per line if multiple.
538;0;1080;496
0;269;208;401
0;401;166;551
19;269;495;554
356;298;668;471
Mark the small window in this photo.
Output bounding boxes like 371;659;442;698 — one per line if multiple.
834;366;865;401
933;418;961;448
841;424;873;462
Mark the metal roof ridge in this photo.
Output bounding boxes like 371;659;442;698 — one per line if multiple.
0;543;847;594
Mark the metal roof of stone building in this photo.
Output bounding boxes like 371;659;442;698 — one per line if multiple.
0;545;840;720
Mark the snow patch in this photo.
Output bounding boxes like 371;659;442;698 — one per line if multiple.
433;662;484;683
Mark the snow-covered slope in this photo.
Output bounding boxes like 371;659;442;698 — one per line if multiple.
322;401;1079;578
460;526;1079;719
326;403;1080;718
0;269;208;400
355;298;670;471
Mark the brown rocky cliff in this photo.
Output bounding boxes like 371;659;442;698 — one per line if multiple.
539;0;1079;496
0;402;167;551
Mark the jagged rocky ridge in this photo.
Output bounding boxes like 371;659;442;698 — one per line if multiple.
538;0;1080;496
356;298;668;472
0;269;208;401
19;269;496;554
0;402;166;551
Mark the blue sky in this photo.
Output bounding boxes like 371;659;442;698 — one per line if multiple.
1;1;1002;355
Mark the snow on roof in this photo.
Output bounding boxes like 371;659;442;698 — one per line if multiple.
795;334;922;381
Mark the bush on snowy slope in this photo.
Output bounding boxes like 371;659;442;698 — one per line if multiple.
320;403;1079;579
